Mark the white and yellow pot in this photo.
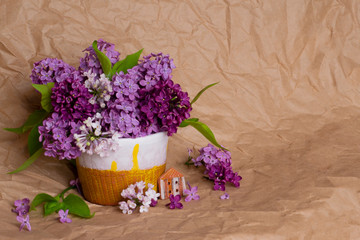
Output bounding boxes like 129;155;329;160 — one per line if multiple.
76;132;168;205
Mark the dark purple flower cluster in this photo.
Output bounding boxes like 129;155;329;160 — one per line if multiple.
39;71;98;160
139;79;191;136
39;113;82;160
191;144;242;191
79;39;120;75
51;72;98;121
30;58;75;84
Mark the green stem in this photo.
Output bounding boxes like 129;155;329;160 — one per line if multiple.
58;186;76;200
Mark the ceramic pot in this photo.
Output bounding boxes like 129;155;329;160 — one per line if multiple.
76;132;168;205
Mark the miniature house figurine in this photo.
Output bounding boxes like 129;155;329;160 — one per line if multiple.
158;168;186;200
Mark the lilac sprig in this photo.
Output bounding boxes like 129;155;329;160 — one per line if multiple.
139;79;192;136
12;198;30;216
79;39;120;75
189;144;242;191
74;113;122;157
12;198;31;231
51;72;98;121
118;181;160;214
30;58;75;84
39;113;82;160
84;70;113;108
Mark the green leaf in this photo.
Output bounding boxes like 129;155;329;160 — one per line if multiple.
110;49;143;76
92;40;112;76
44;201;63;216
28;124;42;156
63;193;94;218
179;120;226;150
179;118;199;127
8;148;44;174
30;193;58;211
191;82;219;105
4;109;48;134
32;83;55;112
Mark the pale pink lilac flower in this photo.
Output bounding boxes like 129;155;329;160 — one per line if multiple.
16;215;31;231
183;183;200;202
13;198;30;216
220;192;229;200
58;209;72;223
84;70;113;108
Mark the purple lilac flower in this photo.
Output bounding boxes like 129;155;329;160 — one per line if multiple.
191;144;242;191
39;113;82;160
220;192;229;200
12;198;30;216
139;79;191;136
183;182;200;202
16;215;31;231
166;194;183;209
51;72;97;121
79;39;120;75
30;58;75;84
58;209;72;223
70;178;82;196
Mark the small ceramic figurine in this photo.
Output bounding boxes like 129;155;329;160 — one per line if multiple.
158;168;186;200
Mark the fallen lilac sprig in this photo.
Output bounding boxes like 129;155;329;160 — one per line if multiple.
118;181;160;214
59;209;72;223
188;144;242;191
16;215;31;231
166;194;183;209
183;182;200;202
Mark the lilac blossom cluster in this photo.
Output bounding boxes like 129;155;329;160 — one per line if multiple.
79;39;120;75
12;198;31;231
139;78;191;136
39;72;98;160
74;113;122;157
100;68;143;138
118;181;160;214
39;113;82;160
30;58;75;84
190;144;242;191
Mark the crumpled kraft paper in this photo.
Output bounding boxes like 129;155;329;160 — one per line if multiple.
1;0;360;239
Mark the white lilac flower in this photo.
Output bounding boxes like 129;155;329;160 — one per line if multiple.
119;201;131;214
145;188;160;200
74;114;122;156
127;200;137;209
83;70;113;108
136;181;146;193
139;205;149;213
119;181;161;214
142;196;151;207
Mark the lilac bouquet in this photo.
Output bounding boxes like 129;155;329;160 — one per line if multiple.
6;39;223;173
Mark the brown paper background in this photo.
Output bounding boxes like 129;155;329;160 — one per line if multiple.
1;0;360;239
